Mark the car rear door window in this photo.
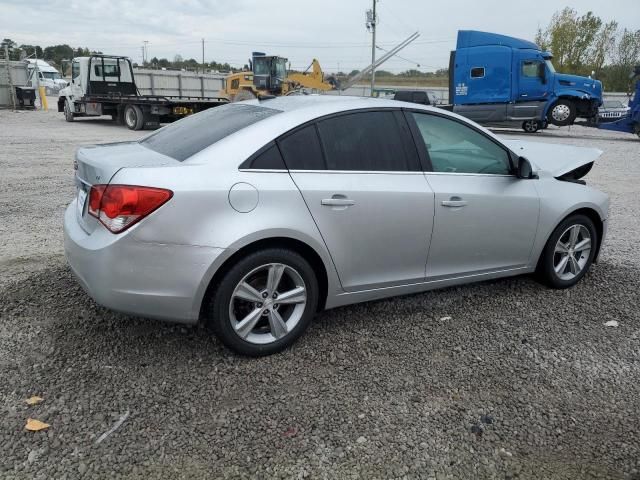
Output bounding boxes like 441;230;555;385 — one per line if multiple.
410;112;511;175
240;143;286;169
278;125;326;170
316;111;419;171
141;104;280;161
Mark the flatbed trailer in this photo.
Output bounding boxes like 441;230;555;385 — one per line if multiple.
58;55;228;130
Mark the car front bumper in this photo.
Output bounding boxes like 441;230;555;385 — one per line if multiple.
64;201;226;324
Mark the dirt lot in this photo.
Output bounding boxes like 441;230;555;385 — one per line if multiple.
1;107;639;480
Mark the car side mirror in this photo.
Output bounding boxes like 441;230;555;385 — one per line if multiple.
517;156;536;179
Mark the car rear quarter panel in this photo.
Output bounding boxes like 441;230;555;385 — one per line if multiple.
109;162;342;319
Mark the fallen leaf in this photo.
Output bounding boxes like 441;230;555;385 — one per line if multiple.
25;396;44;406
282;427;297;438
25;419;50;431
604;320;619;327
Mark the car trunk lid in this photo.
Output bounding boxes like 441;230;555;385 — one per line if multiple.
74;141;178;234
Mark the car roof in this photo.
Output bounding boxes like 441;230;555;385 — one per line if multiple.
186;94;508;167
251;94;438;114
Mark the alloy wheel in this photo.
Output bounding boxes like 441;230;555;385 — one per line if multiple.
553;224;592;281
523;120;538;133
228;263;307;345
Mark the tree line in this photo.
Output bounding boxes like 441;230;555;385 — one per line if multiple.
1;39;101;72
535;8;640;91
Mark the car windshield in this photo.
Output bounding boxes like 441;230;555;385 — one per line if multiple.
42;71;61;80
140;104;281;161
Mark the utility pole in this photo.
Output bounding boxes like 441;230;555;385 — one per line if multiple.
366;1;378;97
202;38;205;74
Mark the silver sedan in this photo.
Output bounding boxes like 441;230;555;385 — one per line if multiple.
64;96;609;356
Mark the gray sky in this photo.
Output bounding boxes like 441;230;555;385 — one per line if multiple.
1;0;639;72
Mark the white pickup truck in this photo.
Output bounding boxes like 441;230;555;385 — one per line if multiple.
58;55;228;130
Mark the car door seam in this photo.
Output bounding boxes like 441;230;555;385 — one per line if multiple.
421;173;437;279
284;169;346;292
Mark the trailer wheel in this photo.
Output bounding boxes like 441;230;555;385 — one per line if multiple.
124;104;145;130
63;99;75;122
522;120;540;133
548;99;576;126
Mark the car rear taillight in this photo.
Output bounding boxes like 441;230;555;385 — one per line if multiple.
88;184;173;233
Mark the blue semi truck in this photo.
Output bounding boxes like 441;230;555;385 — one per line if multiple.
448;30;603;132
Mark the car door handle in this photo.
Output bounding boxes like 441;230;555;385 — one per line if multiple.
321;196;355;207
441;198;468;208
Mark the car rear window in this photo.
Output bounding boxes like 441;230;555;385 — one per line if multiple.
140;104;281;161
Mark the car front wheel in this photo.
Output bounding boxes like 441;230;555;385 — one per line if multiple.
207;248;319;356
548;99;576;126
537;214;598;288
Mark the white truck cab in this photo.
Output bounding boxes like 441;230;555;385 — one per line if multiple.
27;59;68;94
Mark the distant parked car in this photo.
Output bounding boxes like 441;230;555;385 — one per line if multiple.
393;90;435;105
64;96;609;356
598;99;630;123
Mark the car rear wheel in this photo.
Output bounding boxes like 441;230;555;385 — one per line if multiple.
537;214;598;288
548;99;576;126
207;248;319;356
124;104;145;130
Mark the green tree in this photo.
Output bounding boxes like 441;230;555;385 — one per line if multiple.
1;38;21;60
43;44;74;66
18;44;44;59
605;29;640;91
537;8;603;73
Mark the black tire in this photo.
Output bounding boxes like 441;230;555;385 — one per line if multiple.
63;99;75;122
124;104;145;130
537;214;598;289
206;248;319;356
522;119;540;133
547;99;577;126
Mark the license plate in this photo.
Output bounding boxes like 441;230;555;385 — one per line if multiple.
77;187;87;217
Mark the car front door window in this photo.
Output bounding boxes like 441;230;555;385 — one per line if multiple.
411;112;511;175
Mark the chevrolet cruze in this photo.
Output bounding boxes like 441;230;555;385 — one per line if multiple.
64;96;609;356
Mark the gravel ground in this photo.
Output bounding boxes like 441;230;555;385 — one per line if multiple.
1;108;639;479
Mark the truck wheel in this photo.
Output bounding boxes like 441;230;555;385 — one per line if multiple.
548;99;576;126
233;89;257;102
124;105;145;130
522;120;540;133
63;99;75;122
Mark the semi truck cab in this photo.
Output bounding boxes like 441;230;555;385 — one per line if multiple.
450;30;602;128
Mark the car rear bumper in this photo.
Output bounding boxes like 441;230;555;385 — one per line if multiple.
63;201;225;323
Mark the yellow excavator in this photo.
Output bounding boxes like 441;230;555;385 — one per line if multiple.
221;52;340;101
